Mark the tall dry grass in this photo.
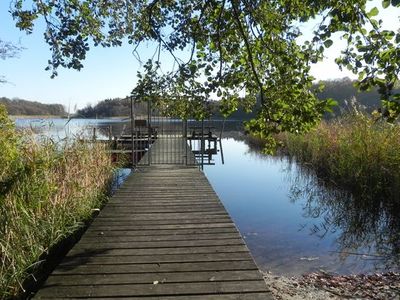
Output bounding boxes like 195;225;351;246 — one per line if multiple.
277;113;400;200
0;105;114;298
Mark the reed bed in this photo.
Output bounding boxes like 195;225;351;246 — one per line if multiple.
276;113;400;201
0;105;114;298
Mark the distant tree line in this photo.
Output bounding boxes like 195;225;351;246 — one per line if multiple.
76;97;151;118
317;77;392;118
0;97;66;116
76;98;130;118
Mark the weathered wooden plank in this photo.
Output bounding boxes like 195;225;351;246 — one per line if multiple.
105;203;224;208
90;220;232;227
36;281;269;298
118;180;213;183
52;260;258;275
93;215;230;220
36;294;272;300
83;227;239;237
67;245;250;257
110;197;221;202
61;252;253;266
114;189;217;192
101;208;227;213
43;270;264;286
81;233;238;243
102;206;226;212
117;185;215;189
110;197;221;201
86;222;236;231
108;200;222;205
94;217;230;223
72;238;245;249
112;194;219;199
104;201;223;206
97;212;229;218
89;221;234;229
119;181;212;183
115;191;217;195
79;233;241;242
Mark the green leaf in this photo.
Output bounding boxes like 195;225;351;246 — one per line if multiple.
323;39;333;48
382;0;390;8
368;7;379;17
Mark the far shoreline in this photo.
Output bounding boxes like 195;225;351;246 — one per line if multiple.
9;115;129;120
10;115;68;119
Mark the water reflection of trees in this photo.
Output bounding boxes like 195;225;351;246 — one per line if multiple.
238;135;400;271
287;164;400;271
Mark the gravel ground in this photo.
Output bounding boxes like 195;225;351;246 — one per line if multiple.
263;271;400;300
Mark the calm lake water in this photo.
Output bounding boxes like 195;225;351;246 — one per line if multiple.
204;138;400;276
15;118;400;276
14;117;125;140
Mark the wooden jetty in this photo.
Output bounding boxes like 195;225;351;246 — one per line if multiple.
34;138;272;299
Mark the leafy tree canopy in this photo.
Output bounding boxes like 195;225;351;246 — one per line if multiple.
10;0;400;149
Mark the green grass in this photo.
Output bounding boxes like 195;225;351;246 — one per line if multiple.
276;113;400;201
0;105;115;298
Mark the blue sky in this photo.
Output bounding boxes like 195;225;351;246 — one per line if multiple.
0;1;398;110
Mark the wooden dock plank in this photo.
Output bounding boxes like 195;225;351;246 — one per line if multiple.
34;138;271;299
51;260;258;275
96;212;230;219
67;245;251;257
44;270;264;286
79;233;241;242
90;216;232;223
81;223;237;231
60;252;253;266
83;226;238;235
65;238;246;250
37;281;269;298
38;294;272;300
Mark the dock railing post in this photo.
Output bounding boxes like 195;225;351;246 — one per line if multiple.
219;119;225;165
130;96;135;168
147;98;151;166
184;119;188;165
201;119;204;169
